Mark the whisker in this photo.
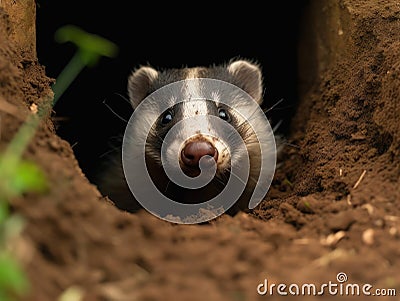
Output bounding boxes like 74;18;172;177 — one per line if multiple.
154;133;165;144
247;175;260;186
213;176;227;188
263;98;285;114
238;104;260;126
272;119;283;133
228;105;271;142
282;141;300;149
224;101;271;143
108;134;124;142
103;98;128;123
269;105;294;111
226;118;253;142
164;179;172;194
219;144;231;156
99;148;119;159
228;169;248;187
113;92;131;105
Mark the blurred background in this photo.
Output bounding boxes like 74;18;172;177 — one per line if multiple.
36;1;306;182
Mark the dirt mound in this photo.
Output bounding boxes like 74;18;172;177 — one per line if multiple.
0;1;399;300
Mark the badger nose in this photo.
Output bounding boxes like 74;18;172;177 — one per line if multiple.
181;141;218;169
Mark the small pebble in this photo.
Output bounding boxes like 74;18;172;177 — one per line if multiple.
362;228;375;245
30;103;38;114
389;227;398;237
321;231;346;247
373;219;384;228
361;204;374;216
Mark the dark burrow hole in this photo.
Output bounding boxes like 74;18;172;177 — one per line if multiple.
36;1;309;206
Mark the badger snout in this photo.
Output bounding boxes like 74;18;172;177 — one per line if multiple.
180;139;218;177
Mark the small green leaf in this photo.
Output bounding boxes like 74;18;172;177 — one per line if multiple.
0;252;29;295
0;157;48;201
0;202;9;225
55;25;118;66
0;290;12;301
283;178;293;187
3;214;25;242
12;160;47;193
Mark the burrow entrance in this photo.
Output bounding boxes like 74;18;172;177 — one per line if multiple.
36;2;307;193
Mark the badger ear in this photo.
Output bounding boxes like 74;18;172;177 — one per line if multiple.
227;60;263;104
127;66;159;108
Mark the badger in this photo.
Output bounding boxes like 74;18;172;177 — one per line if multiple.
97;59;277;219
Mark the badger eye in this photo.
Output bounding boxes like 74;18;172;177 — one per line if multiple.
161;110;173;125
218;108;230;122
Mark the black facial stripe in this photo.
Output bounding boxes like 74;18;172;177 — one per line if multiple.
206;99;218;116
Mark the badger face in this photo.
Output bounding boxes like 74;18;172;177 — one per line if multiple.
127;59;264;206
147;98;244;182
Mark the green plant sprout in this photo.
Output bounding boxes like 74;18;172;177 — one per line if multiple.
0;25;117;301
53;25;118;106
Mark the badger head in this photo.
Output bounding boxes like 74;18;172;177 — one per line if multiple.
126;59;266;208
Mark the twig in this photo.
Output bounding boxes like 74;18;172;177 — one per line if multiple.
353;170;367;189
346;194;352;205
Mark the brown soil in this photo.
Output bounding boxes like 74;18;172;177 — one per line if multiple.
1;1;399;300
